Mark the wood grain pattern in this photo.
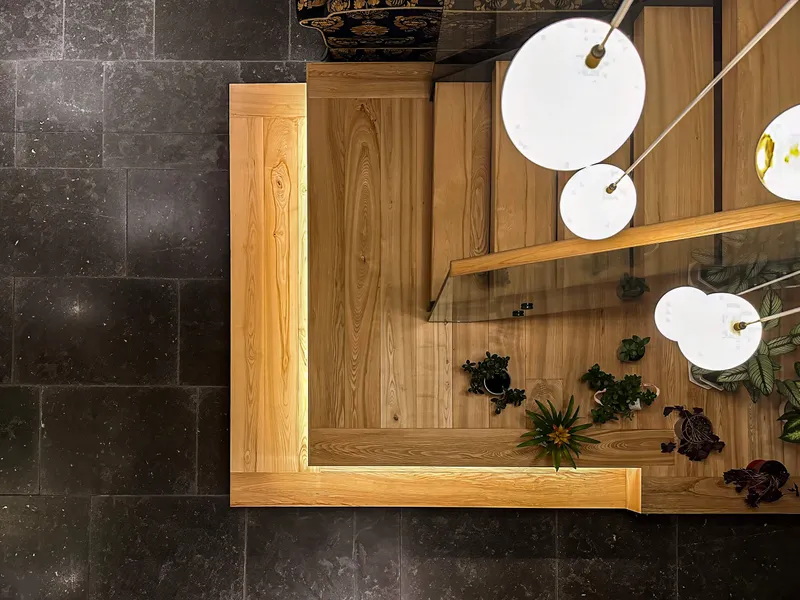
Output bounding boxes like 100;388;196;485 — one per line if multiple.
343;99;383;429
449;201;800;277
631;6;716;446
230;116;265;473
429;83;493;429
634;6;715;275
723;0;800;210
490;62;558;428
307;63;433;99
230;83;307;474
431;83;492;301
231;468;639;509
309;428;675;467
230;83;306;118
721;0;800;479
642;476;800;514
308;97;346;428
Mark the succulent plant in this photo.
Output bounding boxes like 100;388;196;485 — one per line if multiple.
518;396;599;471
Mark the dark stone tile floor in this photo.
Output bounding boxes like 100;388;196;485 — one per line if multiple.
0;1;799;599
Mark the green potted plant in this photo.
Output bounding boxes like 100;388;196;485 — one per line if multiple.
583;367;659;424
517;396;599;470
616;272;650;300
462;352;526;414
617;335;650;362
580;364;616;392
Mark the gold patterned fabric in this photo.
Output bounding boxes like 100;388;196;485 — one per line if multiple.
296;0;622;61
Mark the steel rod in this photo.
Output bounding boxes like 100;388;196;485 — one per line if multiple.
738;268;800;296
609;0;800;191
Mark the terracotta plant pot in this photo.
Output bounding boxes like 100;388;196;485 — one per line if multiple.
594;383;660;411
484;372;511;396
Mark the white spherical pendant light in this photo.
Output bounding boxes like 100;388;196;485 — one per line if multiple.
501;17;646;172
654;286;707;342
560;164;636;240
756;104;800;201
678;293;762;372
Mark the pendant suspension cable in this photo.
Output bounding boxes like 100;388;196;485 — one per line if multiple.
738;268;800;296
606;0;800;193
586;0;636;68
734;305;800;331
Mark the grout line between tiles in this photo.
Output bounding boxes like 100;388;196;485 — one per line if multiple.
10;278;16;383
61;0;66;59
0;383;228;389
194;387;200;494
13;62;18;167
399;509;403;600
287;0;293;61
176;280;181;384
152;0;156;59
88;495;93;596
555;511;559;600
37;387;42;493
124;169;128;275
675;516;680;600
243;507;248;600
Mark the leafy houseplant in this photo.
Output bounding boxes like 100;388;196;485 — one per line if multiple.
462;353;526;415
662;406;725;461
580;364;616;392
724;460;790;508
617;335;650;362
583;367;659;424
617;272;650;300
518;396;599;471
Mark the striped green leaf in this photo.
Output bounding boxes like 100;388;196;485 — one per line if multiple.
766;336;797;356
717;364;750;383
760;289;783;330
747;354;775;396
780;416;800;443
691;248;716;265
777;379;800;410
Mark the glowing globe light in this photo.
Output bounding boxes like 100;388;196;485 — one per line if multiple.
655;286;708;342
501;18;646;172
560;164;636;240
756;104;800;201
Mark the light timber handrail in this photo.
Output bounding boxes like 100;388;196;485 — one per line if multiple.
449;201;800;277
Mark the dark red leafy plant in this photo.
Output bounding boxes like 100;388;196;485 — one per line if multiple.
723;460;790;508
662;406;725;461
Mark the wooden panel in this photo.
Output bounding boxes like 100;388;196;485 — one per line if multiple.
723;0;800;210
308;97;346;428
491;61;558;428
307;63;433;99
431;83;491;301
380;98;432;428
309;428;675;467
231;468;639;509
632;6;716;441
343;98;383;429
634;6;714;274
230;83;306;118
230;116;265;473
230;84;307;474
643;476;800;514
429;83;492;429
449;201;800;277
